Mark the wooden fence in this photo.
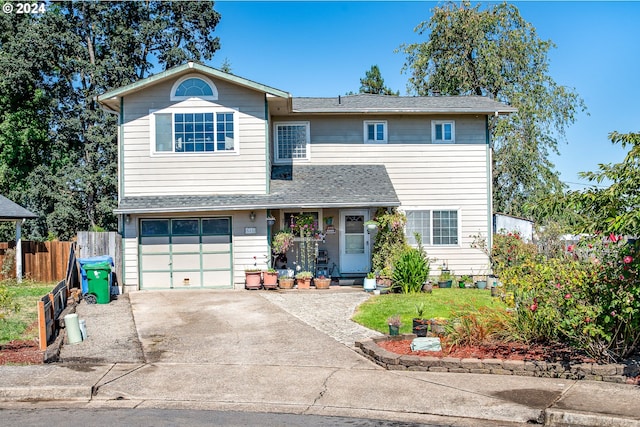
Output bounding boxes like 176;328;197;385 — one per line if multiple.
76;232;122;288
37;280;68;350
0;241;71;282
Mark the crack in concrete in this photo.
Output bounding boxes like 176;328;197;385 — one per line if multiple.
91;363;150;396
306;368;339;412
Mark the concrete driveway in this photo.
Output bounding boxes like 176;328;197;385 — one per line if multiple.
130;290;375;369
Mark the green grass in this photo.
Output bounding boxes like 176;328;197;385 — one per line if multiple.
352;288;505;334
0;280;56;344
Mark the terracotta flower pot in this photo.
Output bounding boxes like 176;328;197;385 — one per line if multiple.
263;271;278;289
296;277;312;289
245;271;262;290
314;277;331;289
279;278;294;289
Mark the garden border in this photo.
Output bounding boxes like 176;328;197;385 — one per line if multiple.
356;334;640;384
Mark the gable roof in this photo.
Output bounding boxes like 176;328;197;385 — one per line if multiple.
0;195;37;220
96;62;291;111
292;94;517;115
115;164;399;214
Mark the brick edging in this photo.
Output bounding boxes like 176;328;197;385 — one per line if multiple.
355;334;640;384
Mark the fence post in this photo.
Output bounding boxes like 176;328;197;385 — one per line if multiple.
37;299;47;351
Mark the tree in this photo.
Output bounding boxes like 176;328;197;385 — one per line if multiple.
566;132;640;236
400;1;586;218
358;65;399;96
0;2;221;240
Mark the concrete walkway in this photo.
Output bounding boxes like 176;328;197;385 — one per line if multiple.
1;289;639;426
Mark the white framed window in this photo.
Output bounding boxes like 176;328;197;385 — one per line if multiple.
274;122;310;163
405;209;459;245
432;120;455;143
150;108;238;154
170;75;218;101
363;121;387;144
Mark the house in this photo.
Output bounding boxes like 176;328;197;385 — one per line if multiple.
97;62;515;291
0;195;38;283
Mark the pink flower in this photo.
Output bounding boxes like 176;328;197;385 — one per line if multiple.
609;233;620;242
611;310;617;317
564;293;572;299
567;245;574;252
624;256;633;264
530;304;538;312
555;283;562;289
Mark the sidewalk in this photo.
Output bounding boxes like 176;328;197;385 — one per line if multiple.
0;289;639;426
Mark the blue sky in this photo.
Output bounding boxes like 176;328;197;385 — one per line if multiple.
212;1;640;190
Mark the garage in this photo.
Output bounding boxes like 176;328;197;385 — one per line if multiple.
139;217;232;289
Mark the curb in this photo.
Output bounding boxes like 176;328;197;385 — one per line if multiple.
0;384;93;401
356;334;640;384
545;408;640;427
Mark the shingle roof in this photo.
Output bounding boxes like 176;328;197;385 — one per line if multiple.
0;195;37;220
115;164;399;214
292;94;517;114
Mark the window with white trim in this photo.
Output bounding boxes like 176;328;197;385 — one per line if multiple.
274;122;310;162
406;210;458;245
364;121;387;143
151;110;237;154
432;120;455;143
170;76;218;101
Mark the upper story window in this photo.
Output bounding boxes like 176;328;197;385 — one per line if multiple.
170;75;218;101
274;122;310;163
152;110;237;154
432;120;455;143
364;121;387;144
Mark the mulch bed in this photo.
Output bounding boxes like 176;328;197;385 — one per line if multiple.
0;339;43;365
378;338;599;364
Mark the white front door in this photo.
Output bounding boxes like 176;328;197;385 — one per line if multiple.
340;210;370;274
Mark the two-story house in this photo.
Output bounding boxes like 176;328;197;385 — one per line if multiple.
97;62;515;291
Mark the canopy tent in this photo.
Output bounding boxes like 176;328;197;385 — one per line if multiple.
0;195;37;282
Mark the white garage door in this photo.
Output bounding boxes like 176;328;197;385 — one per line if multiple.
139;217;232;289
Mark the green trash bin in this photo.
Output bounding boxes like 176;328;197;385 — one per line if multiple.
84;262;112;304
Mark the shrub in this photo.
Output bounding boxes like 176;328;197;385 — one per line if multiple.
371;208;408;275
391;243;429;294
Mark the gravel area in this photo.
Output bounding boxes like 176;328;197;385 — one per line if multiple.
59;293;145;364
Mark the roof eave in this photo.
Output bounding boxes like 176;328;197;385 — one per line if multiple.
96;62;290;106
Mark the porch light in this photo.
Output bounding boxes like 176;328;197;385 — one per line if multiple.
249;211;256;222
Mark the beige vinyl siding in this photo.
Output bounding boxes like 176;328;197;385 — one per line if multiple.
273;115;486;145
232;210;270;288
121;74;268;197
309;143;491;276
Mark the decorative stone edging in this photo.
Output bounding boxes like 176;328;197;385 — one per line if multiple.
356;334;640;384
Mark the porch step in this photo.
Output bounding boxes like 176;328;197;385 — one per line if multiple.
338;278;363;286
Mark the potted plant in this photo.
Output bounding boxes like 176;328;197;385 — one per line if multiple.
376;266;393;289
244;267;262;290
263;268;279;289
295;271;313;289
272;229;294;257
412;302;428;337
266;215;276;226
387;314;402;336
364;220;379;231
458;274;472;288
279;270;295;289
314;275;331;289
438;269;453;288
363;272;377;291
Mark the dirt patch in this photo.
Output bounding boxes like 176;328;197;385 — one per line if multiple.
0;339;43;365
377;339;598;363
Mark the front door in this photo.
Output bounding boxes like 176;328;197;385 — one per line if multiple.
340;210;370;274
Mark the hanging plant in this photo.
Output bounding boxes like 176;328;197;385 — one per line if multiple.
272;229;295;255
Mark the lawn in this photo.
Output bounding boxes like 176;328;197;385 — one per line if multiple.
352;288;505;334
0;280;55;344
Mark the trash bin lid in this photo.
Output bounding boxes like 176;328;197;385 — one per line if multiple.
84;261;112;270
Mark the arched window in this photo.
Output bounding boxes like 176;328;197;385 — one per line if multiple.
171;76;218;100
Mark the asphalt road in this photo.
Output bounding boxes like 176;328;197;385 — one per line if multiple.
0;408;456;427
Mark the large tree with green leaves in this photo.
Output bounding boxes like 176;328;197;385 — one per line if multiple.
565;132;640;236
400;1;586;218
359;65;399;96
0;1;221;241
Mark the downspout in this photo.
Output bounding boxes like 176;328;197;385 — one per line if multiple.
265;96;270;194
